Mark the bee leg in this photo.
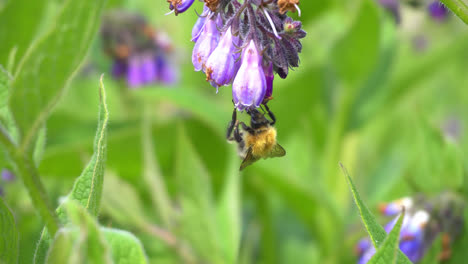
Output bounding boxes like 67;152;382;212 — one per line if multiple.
239;122;255;135
227;108;238;141
263;103;276;126
438;233;452;261
233;122;243;143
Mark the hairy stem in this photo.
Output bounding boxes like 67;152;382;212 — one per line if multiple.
440;0;468;25
0;125;59;236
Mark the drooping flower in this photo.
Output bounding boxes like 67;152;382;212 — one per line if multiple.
0;169;15;196
192;14;221;71
100;11;180;88
232;40;267;111
192;6;211;42
205;27;240;89
428;1;449;21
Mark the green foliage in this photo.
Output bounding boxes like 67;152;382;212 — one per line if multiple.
46;202;113;264
35;77;109;264
8;0;107;153
342;164;412;264
332;0;380;87
0;197;19;264
103;228;148;264
368;211;405;264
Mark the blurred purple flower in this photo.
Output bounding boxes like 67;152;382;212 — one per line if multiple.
101;11;180;88
168;0;195;15
428;1;449;21
1;169;14;182
378;0;401;23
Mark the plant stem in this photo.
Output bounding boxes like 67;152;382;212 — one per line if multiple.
440;0;468;25
0;125;59;236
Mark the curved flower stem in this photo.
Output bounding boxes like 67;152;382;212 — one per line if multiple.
440;0;468;25
0;125;59;236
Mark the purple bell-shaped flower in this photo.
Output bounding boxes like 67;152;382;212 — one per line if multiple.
232;40;267;111
428;1;449;21
205;27;240;89
192;14;221;72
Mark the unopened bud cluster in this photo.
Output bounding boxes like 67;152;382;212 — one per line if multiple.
100;11;179;88
357;193;465;263
168;0;306;111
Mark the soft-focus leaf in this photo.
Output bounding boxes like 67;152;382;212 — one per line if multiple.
368;211;404;264
45;202;113;264
102;227;148;264
45;229;76;264
9;0;106;152
216;150;241;263
142;105;173;228
101;171;149;228
0;0;45;70
331;0;380;86
175;125;222;263
132;88;230;136
35;77;109;264
341;164;412;264
0;197;19;264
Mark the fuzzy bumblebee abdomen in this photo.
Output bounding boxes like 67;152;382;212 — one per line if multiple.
245;128;277;158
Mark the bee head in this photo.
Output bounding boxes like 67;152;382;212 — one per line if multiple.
247;108;270;129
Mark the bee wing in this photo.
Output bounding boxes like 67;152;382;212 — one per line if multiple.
268;144;286;158
240;147;260;171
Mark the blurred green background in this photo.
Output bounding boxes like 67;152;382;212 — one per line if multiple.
1;0;468;263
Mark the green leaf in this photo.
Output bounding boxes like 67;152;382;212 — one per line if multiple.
175;125;222;263
368;211;405;264
8;0;107;152
46;202;113;264
0;197;19;264
44;229;76;264
0;0;46;70
216;150;241;264
340;163;412;264
132;88;230;136
331;0;380;86
141;105;173;228
101;171;149;228
102;228;148;264
35;76;109;264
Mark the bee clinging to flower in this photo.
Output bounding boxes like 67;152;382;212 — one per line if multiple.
227;104;286;170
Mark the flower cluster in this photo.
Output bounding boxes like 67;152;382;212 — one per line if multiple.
356;193;465;263
167;0;306;111
378;0;449;23
0;169;15;196
100;11;179;88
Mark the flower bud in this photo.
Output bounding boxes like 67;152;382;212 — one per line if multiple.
232;40;267;111
263;61;274;101
168;0;195;15
192;14;221;71
205;27;240;88
428;1;449;21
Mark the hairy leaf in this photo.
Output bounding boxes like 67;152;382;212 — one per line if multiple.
368;211;405;264
102;228;148;264
35;76;109;264
46;202;113;264
0;197;19;264
9;0;106;152
341;163;412;264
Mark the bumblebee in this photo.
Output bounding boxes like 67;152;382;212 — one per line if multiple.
227;104;286;171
